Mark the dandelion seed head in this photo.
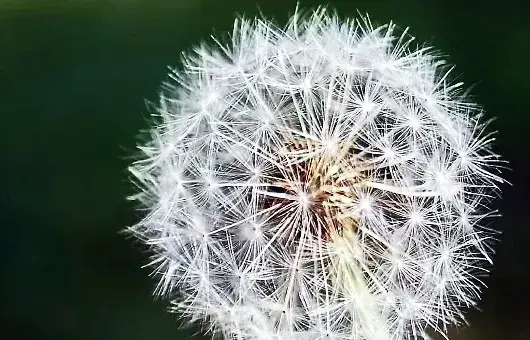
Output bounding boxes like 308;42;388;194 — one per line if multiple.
127;7;505;340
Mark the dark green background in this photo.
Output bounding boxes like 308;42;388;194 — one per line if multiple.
2;0;529;339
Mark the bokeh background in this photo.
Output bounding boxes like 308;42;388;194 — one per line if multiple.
2;0;529;339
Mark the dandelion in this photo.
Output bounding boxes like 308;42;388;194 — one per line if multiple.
126;7;504;340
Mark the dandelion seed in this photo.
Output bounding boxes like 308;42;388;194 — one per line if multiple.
126;7;505;340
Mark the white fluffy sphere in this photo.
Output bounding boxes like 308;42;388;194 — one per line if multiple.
127;8;504;340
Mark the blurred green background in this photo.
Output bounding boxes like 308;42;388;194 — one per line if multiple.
2;0;529;339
